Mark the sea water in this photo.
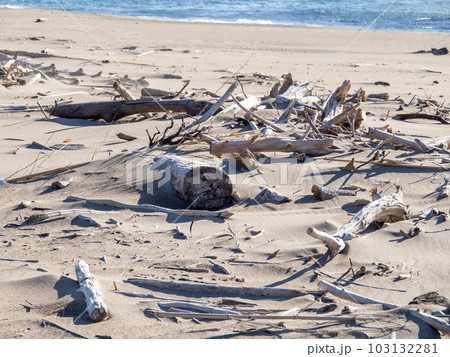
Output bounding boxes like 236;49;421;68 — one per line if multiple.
1;0;449;32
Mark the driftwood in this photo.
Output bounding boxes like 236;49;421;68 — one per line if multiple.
311;184;357;201
277;80;314;102
125;278;309;298
321;104;365;131
158;302;241;315
308;187;408;255
141;87;173;98
7;163;87;183
148;310;355;322
116;132;138;141
258;187;291;203
113;80;151;119
153;154;233;210
51;98;211;122
395;113;449;125
230;94;285;132
439;176;450;199
67;195;233;219
408;309;450;335
75;260;108;322
210;137;333;157
321;80;351;121
319;280;399;309
367;128;433;151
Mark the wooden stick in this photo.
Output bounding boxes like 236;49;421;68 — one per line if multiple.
230;94;285;132
7;163;87;183
304;112;324;139
75;260;108;322
395;113;449;125
125;278;310;298
408;309;450;335
41;319;88;339
67;196;233;219
37;102;49;119
115;291;209;304
148;310;355;321
319;280;399;309
116;132;138;141
158;302;241;315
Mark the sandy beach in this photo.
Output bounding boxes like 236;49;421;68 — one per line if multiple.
0;8;449;339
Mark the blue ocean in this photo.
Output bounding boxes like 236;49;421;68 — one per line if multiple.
1;0;449;32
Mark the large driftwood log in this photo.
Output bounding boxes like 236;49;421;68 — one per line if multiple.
321;104;365;131
67;196;233;219
52;99;211;122
125;278;309;298
307;187;408;255
210;137;333;157
154;154;233;210
75;260;108;322
277;80;314;103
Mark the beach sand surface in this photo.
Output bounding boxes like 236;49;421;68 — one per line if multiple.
0;9;449;339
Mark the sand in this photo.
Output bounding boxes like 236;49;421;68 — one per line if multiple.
0;8;449;339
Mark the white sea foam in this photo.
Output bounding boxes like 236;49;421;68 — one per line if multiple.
0;5;25;9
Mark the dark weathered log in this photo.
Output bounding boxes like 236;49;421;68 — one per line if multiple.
114;80;151;119
52;99;211;122
154;154;233;210
210;137;333;157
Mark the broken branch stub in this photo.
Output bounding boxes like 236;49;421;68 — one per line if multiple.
75;260;108;322
154;154;233;210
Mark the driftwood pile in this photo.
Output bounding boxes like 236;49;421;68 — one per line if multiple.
3;56;450;336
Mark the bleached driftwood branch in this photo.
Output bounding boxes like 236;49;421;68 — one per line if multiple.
66;196;233;219
75;260;108;322
307;186;408;255
408;309;450;335
439;176;450;199
210;137;333;157
319;280;399;310
125;278;311;298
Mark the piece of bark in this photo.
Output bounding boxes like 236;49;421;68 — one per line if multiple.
210;137;333;157
395;113;449;125
75;260;108;322
319;280;399;310
125;278;309;298
153;154;233;210
258;187;291;203
67;196;233;219
51;98;211;122
116;132;138;141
